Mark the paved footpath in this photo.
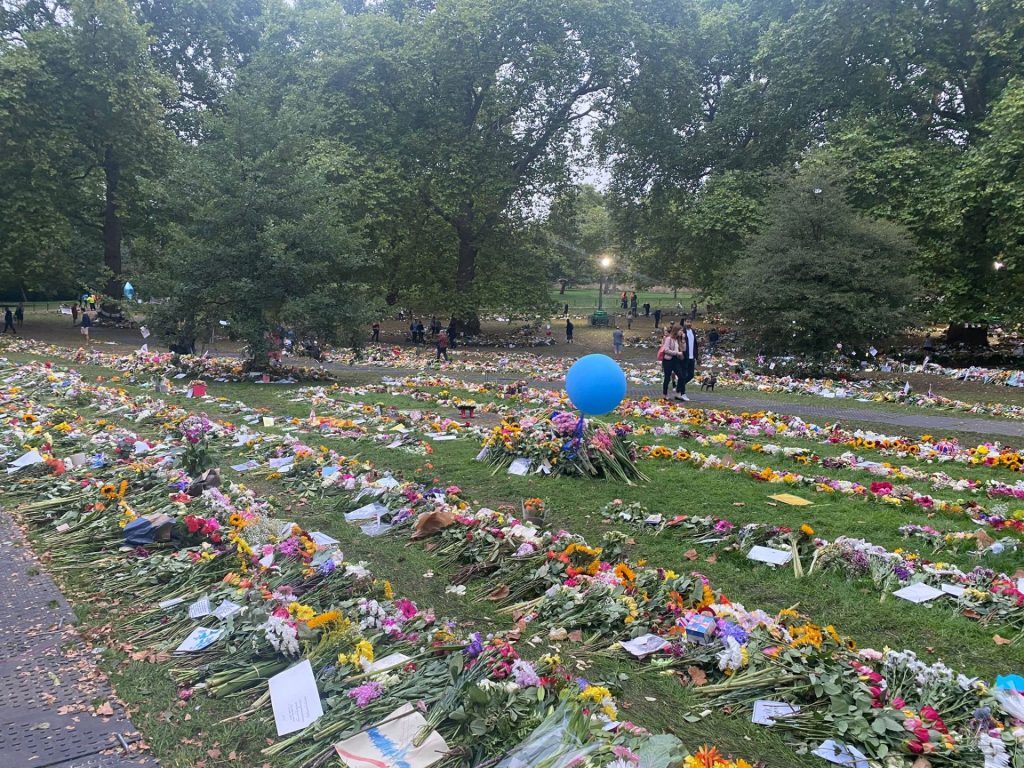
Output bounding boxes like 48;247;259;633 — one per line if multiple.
326;363;1024;439
0;512;154;768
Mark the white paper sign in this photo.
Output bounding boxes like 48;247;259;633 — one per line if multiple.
360;521;393;537
269;660;324;736
140;326;151;339
7;450;43;473
158;597;184;611
868;346;877;357
430;434;457;441
213;600;243;620
747;545;792;566
940;583;966;598
262;416;275;427
893;583;945;604
334;704;448;768
310;531;340;546
752;700;801;726
619;634;669;657
188;596;211;619
174;626;224;653
364;652;412;674
508;457;531;476
346;503;389;522
231;460;260;472
812;740;869;768
269;456;295;469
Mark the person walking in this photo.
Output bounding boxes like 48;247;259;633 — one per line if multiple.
565;318;574;344
708;326;719;356
690;301;697;320
612;326;624;357
79;309;92;344
643;302;650;318
14;303;24;328
620;291;628;310
676;320;698;401
2;307;15;335
658;329;679;399
371;320;380;343
653;308;662;328
71;303;79;326
630;292;638;317
435;328;449;361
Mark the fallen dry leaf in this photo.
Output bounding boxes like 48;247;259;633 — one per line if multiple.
486;585;510;602
687;666;708;686
683;549;699;561
94;702;114;717
705;554;718;564
994;635;1012;645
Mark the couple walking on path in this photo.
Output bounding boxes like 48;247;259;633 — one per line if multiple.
657;319;697;401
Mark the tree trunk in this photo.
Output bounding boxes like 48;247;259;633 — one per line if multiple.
102;145;122;297
454;225;481;335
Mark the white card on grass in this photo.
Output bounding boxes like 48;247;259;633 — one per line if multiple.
508;457;531;476
752;700;801;726
747;545;792;566
346;503;389;522
941;583;966;598
360;521;392;537
310;531;340;546
213;600;243;620
159;597;184;610
893;583;945;603
188;597;211;619
269;660;323;736
812;740;869;768
231;460;260;472
364;652;412;674
334;703;448;768
430;434;457;441
174;626;224;653
619;634;669;657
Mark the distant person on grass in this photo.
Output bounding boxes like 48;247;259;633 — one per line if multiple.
565;318;574;344
653;308;662;328
612;326;624;357
658;328;679;399
79;310;92;344
676;320;698;401
708;327;720;355
436;328;449;361
71;303;79;326
15;303;23;328
371;320;380;343
2;307;15;335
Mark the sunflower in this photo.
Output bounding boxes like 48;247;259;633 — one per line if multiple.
100;483;118;500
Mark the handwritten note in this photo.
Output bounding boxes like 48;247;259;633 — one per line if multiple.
747;545;792;566
335;704;448;768
269;660;324;736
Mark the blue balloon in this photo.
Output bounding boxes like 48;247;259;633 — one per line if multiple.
565;354;627;415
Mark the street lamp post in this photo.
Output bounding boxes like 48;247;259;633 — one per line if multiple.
597;256;612;311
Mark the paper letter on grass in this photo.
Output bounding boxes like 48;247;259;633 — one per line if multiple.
269;660;323;736
335;703;449;768
893;583;945;604
747;545;792;566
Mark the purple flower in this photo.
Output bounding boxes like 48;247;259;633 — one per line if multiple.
463;632;484;659
893;565;911;581
347;682;384;708
318;559;336;575
511;659;540;688
716;619;748;645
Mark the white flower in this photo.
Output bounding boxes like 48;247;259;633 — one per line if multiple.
980;732;1010;768
445;585;467;596
263;616;299;656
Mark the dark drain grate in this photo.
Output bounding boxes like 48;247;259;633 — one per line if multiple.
0;721;124;768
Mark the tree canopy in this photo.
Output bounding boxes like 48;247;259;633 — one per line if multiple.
3;0;1024;344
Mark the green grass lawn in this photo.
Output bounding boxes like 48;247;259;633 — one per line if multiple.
4;346;1024;768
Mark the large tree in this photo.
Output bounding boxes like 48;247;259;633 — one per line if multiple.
0;0;174;296
724;164;918;354
295;0;638;331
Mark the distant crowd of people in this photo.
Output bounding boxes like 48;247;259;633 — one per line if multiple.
2;304;23;335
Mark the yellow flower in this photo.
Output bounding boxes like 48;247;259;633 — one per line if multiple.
800;524;815;536
307;610;342;629
383;580;394;600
